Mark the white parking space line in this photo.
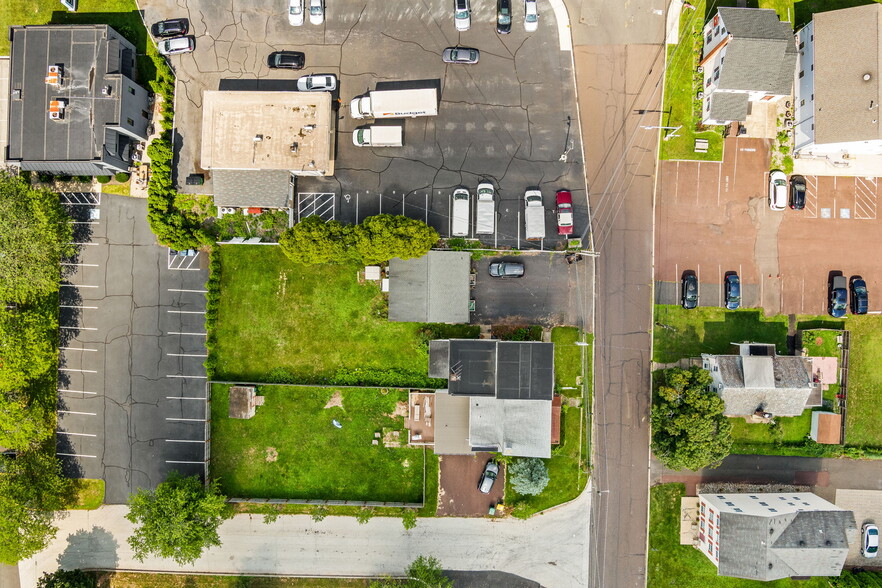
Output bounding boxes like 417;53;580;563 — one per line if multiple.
854;176;877;220
70;242;99;246
57;431;97;437
60;326;98;331
61;305;98;309
60;347;98;352
60;284;99;288
59;368;98;373
166;396;208;400
57;452;97;458
165;417;206;422
58;410;97;416
166;375;207;379
168;251;201;271
58;389;98;395
62;263;99;267
69;221;100;225
168;289;207;293
165;460;205;464
167;353;208;357
168;332;207;336
165;439;206;443
167;310;205;314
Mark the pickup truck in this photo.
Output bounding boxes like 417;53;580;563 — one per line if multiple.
524;189;545;241
475;182;495;235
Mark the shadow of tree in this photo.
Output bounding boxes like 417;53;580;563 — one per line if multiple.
56;526;119;571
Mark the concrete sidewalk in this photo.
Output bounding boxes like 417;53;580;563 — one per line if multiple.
20;492;590;588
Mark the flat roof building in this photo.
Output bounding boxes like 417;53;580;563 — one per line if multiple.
388;251;471;324
6;25;150;175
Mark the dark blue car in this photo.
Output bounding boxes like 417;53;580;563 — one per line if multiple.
851;277;869;315
725;274;741;310
830;276;848;318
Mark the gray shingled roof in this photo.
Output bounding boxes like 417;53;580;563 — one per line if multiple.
708;92;750;122
212;169;291;208
712;8;797;96
716;355;815;416
718;510;856;581
468;397;552;458
388;251;470;323
812;3;882;144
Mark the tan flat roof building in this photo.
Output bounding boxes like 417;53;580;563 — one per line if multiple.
201;90;332;176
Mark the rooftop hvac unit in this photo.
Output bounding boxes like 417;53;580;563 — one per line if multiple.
290;142;298;153
101;85;112;95
253;134;264;142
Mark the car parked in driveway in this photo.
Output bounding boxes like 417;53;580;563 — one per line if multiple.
478;460;499;494
497;0;512;34
151;18;188;38
769;170;787;211
524;0;539;32
442;47;480;64
158;36;195;55
851;277;869;315
682;273;698;309
489;261;525;278
556;190;574;235
724;274;741;310
296;74;337;92
288;0;304;26
863;523;879;558
268;51;305;69
309;0;324;25
830;275;848;318
789;174;806;210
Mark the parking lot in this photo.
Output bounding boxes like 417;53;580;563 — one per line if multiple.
655;136;882;315
141;0;587;249
437;453;504;517
57;194;209;503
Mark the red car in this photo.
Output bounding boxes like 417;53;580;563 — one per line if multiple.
556;190;574;235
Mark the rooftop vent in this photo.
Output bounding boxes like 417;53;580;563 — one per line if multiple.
290;142;299;153
864;73;873;82
45;64;63;87
253;134;264;142
48;98;67;121
12;89;21;100
101;85;112;96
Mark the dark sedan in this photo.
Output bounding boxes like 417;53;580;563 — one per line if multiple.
497;0;512;34
724;274;741;310
267;51;305;70
789;175;806;210
830;275;848;318
682;273;698;309
151;18;189;38
851;277;869;315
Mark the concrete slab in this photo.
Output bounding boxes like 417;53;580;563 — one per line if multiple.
836;489;882;567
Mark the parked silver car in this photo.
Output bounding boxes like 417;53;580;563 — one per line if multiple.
158;36;194;55
478;460;499;494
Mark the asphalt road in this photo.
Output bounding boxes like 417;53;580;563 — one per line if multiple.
566;0;669;585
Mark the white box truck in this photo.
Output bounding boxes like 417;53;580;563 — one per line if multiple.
350;88;438;119
352;125;403;147
451;188;471;237
524;189;545;241
475;182;495;235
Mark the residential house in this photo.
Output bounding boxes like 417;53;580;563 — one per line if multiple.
699;8;797;125
794;4;882;159
697;492;856;581
428;339;554;458
702;343;820;417
388;251;471;324
6;25;150;175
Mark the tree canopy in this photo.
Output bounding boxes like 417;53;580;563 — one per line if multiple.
0;169;73;304
126;473;233;565
278;215;355;265
370;555;452;588
651;367;732;471
354;214;439;265
37;569;95;588
509;458;550;496
0;299;58;391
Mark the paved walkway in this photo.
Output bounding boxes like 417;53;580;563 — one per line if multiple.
20;492;590;588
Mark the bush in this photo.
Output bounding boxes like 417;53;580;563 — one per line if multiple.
354;214;439;264
56;174;72;182
96;176;112;184
509;458;549;496
37;569;95;588
114;172;130;183
74;175;92;183
37;172;54;183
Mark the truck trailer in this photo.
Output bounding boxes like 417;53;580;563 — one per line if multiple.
350;88;438;119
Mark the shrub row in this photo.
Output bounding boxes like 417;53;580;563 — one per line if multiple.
203;251;221;379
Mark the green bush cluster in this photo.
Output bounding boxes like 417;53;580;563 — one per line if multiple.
491;325;543;341
203;252;221;379
258;366;445;389
113;172;130;183
95;175;112;184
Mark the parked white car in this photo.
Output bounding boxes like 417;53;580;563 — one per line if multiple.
158;36;194;55
454;0;471;31
296;74;337;92
524;0;538;32
863;523;879;558
769;170;787;211
309;0;324;25
288;0;304;26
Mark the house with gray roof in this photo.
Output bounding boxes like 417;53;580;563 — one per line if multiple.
701;343;820;417
427;339;554;458
699;8;797;125
5;25;150;175
697;492;856;581
388;251;470;323
794;4;882;160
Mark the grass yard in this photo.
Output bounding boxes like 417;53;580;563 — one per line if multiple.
210;384;426;503
660;0;725;162
844;316;882;448
552;327;587;390
801;329;843;358
212;246;430;385
99;182;131;197
97;572;368;588
649;484;830;588
729;411;813;453
653;306;789;363
66;478;104;510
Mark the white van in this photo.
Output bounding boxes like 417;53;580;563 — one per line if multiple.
451;188;471;237
352;125;403;147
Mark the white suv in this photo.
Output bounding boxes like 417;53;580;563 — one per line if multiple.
454;0;471;31
769;170;787;211
158;36;194;55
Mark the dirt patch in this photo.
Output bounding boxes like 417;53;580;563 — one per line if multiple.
402;459;410;468
389;401;408;418
815;336;824;346
324;391;344;409
265;447;278;462
383;429;402;448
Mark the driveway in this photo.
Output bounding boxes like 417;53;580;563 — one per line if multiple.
437;453;504;517
836;489;882;568
141;0;587;249
472;253;589;327
19;493;590;588
58;194;208;504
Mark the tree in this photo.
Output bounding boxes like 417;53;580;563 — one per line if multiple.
355;507;375;525
0;168;74;304
651;366;733;471
509;458;549;496
278;215;355;265
401;509;417;530
0;451;73;564
0;301;58;391
353;214;439;265
369;555;452;588
37;569;95;588
126;473;233;565
0;392;53;451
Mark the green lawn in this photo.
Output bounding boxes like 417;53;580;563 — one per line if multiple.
210;384;426;503
551;327;585;389
213;246;431;385
660;0;724;162
730;411;813;450
649;484;830;588
801;329;842;358
66;478;104;510
653;306;789;363
844;316;882;448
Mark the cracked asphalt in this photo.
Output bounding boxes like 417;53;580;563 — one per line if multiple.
58;194;209;504
141;0;587;249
